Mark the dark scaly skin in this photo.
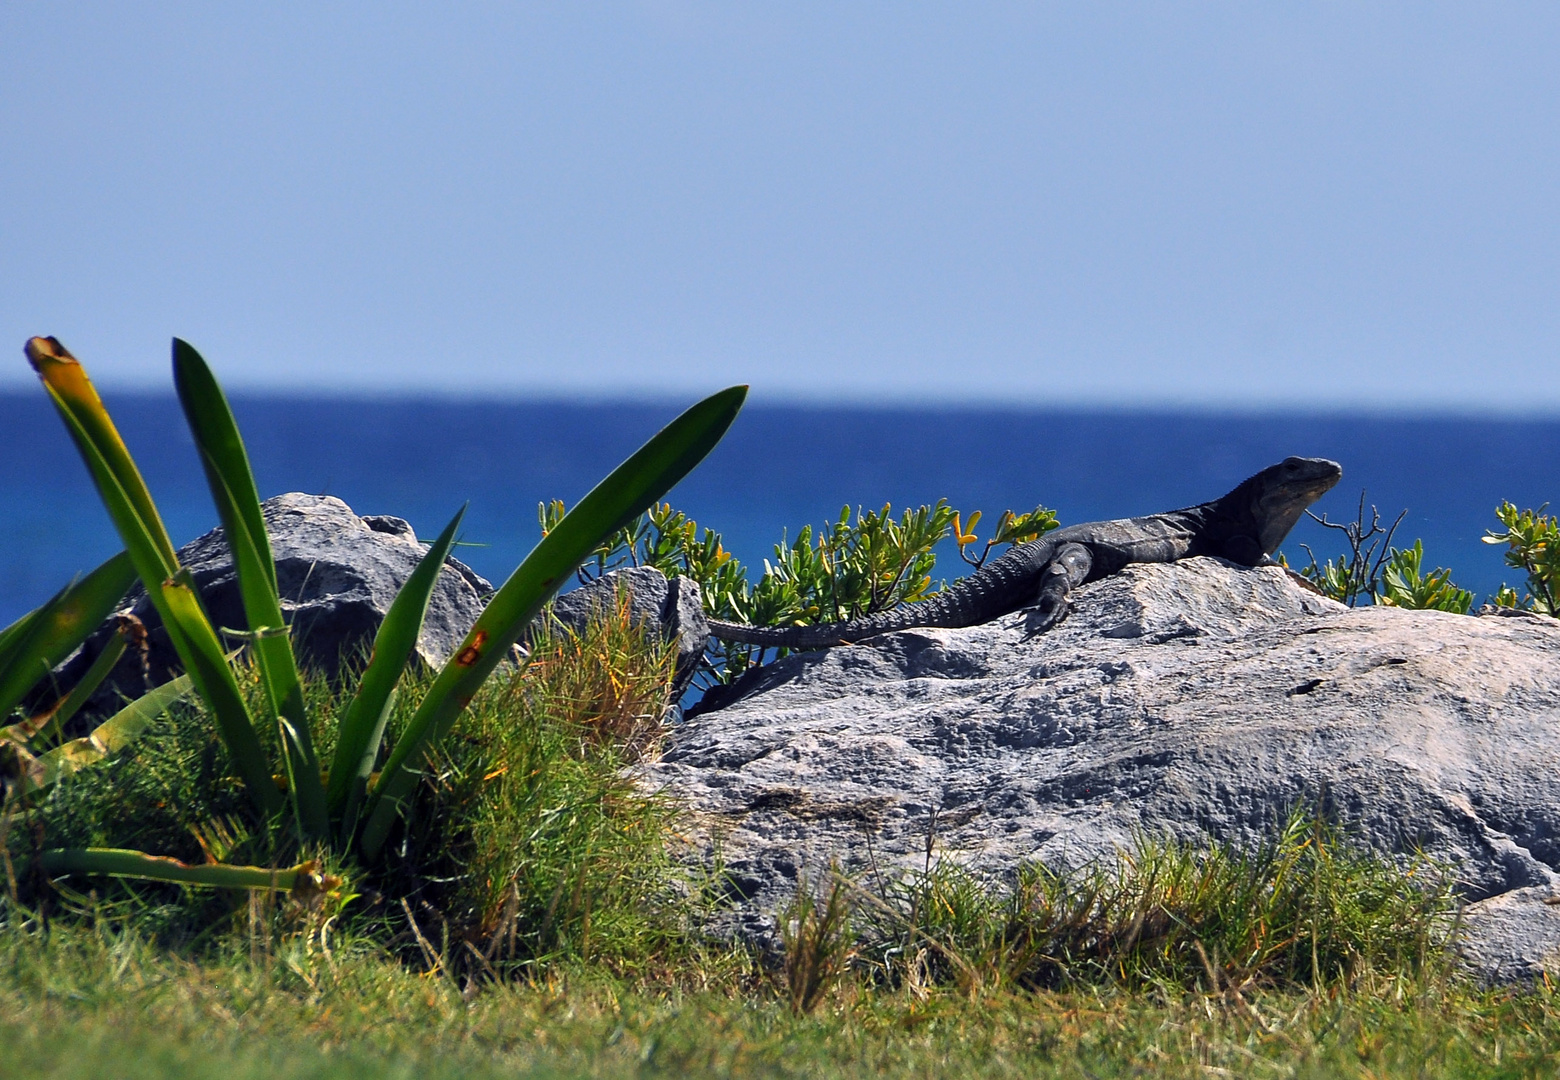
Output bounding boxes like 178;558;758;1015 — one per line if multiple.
707;456;1342;650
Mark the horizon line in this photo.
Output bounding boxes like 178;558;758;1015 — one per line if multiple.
0;382;1557;421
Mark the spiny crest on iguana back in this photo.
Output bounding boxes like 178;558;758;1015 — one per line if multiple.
706;456;1342;651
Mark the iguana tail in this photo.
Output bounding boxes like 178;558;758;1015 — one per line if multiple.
706;606;935;649
708;534;1060;650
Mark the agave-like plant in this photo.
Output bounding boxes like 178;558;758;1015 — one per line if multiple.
21;335;745;891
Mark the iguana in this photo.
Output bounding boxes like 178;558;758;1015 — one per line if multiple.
707;456;1342;649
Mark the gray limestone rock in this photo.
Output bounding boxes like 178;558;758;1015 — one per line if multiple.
643;556;1560;984
1460;887;1560;986
55;493;493;713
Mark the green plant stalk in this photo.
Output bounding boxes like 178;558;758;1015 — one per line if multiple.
329;505;466;842
0;550;136;721
26;338;280;818
358;384;748;860
38;847;320;892
156;574;282;816
203;454;322;828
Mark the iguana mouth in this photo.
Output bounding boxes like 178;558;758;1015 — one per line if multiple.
1255;457;1342;553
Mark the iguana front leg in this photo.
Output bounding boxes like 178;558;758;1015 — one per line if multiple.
1024;542;1093;635
1220;534;1268;566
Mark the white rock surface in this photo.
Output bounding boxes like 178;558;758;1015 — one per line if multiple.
646;557;1560;984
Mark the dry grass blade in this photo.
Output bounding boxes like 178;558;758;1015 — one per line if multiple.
528;587;675;758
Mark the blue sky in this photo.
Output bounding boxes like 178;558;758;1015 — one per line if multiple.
3;3;1557;409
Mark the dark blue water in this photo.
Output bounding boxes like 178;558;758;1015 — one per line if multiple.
3;391;1557;625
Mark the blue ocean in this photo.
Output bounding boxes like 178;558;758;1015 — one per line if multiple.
3;392;1558;625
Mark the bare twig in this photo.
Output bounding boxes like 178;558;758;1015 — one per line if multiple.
1302;491;1409;606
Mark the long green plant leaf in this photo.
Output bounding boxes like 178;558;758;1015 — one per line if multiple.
25;338;180;575
359;384;747;860
171;339;278;593
38;847;329;892
26;337;279;818
172;338;324;839
158;573;281;814
0;608;44;683
0;551;135;721
22;674;195;793
329;505;466;840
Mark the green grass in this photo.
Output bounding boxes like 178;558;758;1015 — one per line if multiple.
841;813;1460;998
0;911;1558;1080
4;601;1557;1077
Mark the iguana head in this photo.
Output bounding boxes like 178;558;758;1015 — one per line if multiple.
1231;456;1343;554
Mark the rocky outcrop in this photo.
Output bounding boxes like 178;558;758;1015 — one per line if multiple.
55;494;494;713
643;557;1560;985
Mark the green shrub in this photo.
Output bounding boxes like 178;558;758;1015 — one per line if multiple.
432;589;696;976
5;658;345;940
1295;493;1471;611
1376;541;1473;614
8;593;716;979
548;498;1058;681
1485;502;1559;616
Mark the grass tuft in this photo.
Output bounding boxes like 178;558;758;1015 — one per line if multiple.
849;810;1458;999
776;865;854;1014
0;901;1558;1080
371;586;725;984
